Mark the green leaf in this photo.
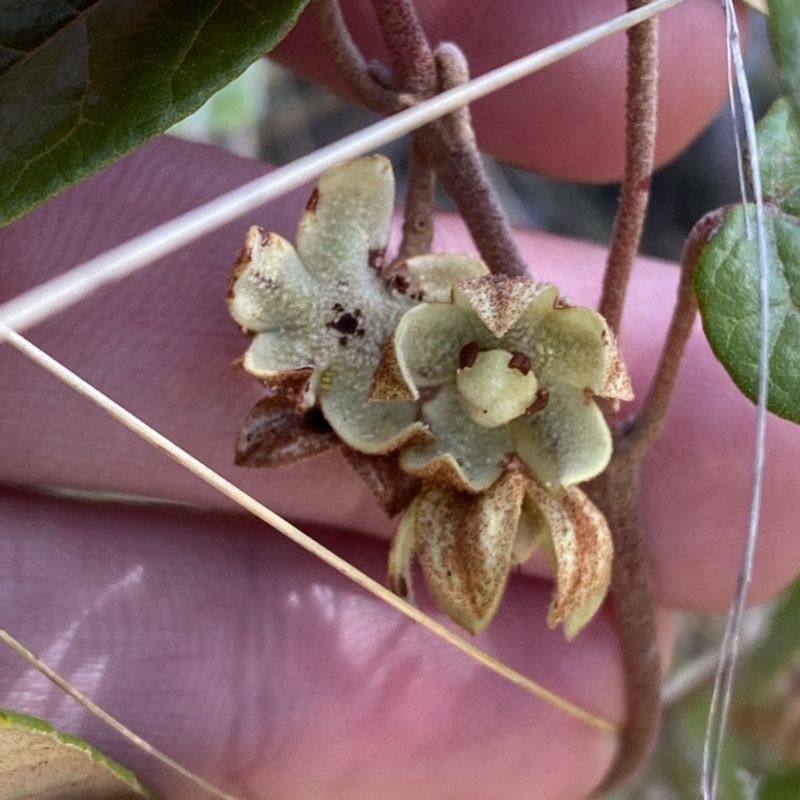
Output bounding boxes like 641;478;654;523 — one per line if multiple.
768;0;800;117
0;707;155;799
695;99;800;424
0;0;309;227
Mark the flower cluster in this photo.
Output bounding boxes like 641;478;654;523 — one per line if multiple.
228;157;633;636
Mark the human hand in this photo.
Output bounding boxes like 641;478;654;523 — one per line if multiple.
3;3;798;800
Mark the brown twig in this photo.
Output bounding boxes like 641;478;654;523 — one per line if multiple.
310;0;408;114
591;3;662;794
397;137;436;260
599;0;659;336
588;458;660;797
622;209;725;459
420;44;528;277
369;0;437;96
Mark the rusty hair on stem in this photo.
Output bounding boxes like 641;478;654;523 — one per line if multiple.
599;0;659;337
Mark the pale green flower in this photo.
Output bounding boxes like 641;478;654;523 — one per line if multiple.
227;156;485;455
373;274;633;491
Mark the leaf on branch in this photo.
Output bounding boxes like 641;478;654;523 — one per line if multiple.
0;708;154;799
0;0;309;227
695;99;800;424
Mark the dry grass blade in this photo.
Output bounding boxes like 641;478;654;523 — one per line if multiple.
1;326;616;735
0;629;244;800
0;0;687;340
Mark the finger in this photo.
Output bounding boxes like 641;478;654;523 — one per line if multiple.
1;138;798;613
271;0;740;181
0;487;622;800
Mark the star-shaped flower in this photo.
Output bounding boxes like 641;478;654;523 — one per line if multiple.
228;156;485;456
376;274;633;635
372;274;633;491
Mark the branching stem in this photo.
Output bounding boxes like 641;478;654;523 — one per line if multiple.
592;3;664;793
623;209;724;459
313;0;527;277
587;458;660;797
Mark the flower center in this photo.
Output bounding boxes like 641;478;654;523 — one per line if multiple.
456;347;538;428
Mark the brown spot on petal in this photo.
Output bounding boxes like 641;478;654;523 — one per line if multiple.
508;351;532;375
458;341;480;370
396;575;410;599
259;367;314;409
369;248;386;273
526;388;550;414
226;226;261;301
455;275;541;336
305;187;319;212
333;312;359;335
370;335;416;401
600;326;635;403
389;274;411;294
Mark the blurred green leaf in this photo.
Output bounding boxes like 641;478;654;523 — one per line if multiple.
0;0;308;227
695;99;800;424
0;707;155;799
768;0;800;117
740;576;800;704
760;769;800;800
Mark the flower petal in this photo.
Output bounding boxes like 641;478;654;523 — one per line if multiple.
228;228;315;332
414;472;528;634
512;301;610;392
388;497;419;605
320;362;429;454
454;275;542;336
525;482;613;639
384;253;489;303
600;328;634;402
382;303;484;399
513;383;612;490
242;332;317;407
400;385;512;492
235;396;337;468
295;156;394;284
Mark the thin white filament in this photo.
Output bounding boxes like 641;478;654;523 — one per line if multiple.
1;325;616;735
724;2;751;238
0;0;688;339
701;4;771;798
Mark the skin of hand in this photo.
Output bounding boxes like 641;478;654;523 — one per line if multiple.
3;3;798;800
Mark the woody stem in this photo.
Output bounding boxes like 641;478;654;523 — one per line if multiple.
587;457;659;797
599;0;659;336
593;3;662;794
